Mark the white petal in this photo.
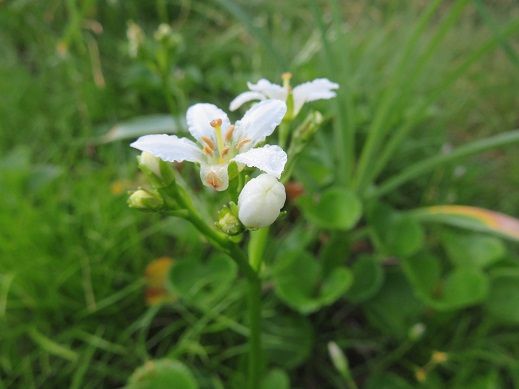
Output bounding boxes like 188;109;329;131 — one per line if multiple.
200;163;229;191
186;103;230;143
229;91;266;111
234;100;287;147
232;144;287;178
247;79;287;101
238;174;286;228
131;134;203;163
292;78;339;114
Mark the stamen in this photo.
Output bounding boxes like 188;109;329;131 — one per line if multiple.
221;147;230;157
236;138;251;150
282;72;292;89
209;118;225;161
201;136;216;150
225;125;235;142
203;146;214;156
210;118;223;128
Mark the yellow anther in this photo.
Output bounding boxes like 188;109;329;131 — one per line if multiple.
225;125;235;142
210;118;223;128
221;147;230;157
282;72;292;89
203;146;214;156
236;138;251;150
415;368;427;383
201;136;216;150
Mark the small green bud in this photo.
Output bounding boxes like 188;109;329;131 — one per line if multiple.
408;323;426;341
128;189;163;210
327;342;350;379
138;152;175;187
216;202;243;236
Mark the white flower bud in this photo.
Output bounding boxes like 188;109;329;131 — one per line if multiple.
128;189;163;209
238;174;286;228
138;152;174;186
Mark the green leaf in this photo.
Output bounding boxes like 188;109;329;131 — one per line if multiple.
485;273;519;323
96;114;184;144
263;313;313;369
169;254;237;307
127;359;198;389
436;269;489;310
441;231;505;269
401;254;442;302
346;256;384;303
363;270;424;339
273;251;352;314
297;188;362;230
370;203;424;257
260;369;290;389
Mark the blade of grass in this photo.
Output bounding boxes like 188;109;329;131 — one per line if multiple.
309;0;348;186
369;129;519;198
212;0;286;71
370;17;519;185
353;0;443;192
474;0;519;67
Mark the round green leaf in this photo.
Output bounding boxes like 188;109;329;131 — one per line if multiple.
441;231;505;269
297;188;362;230
434;269;489;310
485;273;519;323
274;251;352;314
127;359;198;389
346;256;384;303
260;369;290;389
169;254;237;307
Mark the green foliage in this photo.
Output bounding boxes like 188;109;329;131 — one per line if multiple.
273;250;353;313
297;187;362;230
1;0;519;388
127;359;198;389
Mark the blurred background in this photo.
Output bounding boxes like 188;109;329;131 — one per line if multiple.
1;0;518;387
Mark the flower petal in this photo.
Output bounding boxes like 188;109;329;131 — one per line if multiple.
131;134;203;163
247;79;286;100
232;144;287;178
186;103;230;143
200;163;229;191
292;78;339;114
234;100;287;147
229;91;266;111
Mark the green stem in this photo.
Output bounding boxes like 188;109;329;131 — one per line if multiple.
248;228;269;271
247;274;262;389
245;228;269;388
369;129;519;198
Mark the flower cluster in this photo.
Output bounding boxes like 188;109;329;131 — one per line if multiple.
130;74;338;229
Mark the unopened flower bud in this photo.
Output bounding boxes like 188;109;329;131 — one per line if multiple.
238;174;286;228
216;203;243;236
128;189;163;210
408;323;426;341
138;152;174;187
327;342;350;379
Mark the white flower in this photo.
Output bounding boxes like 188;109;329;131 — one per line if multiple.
230;74;339;116
238;174;286;228
130;100;287;191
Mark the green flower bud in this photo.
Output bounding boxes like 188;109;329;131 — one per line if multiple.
138;152;174;187
216;202;243;236
128;189;163;210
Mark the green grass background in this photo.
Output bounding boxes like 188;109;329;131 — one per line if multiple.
0;0;518;387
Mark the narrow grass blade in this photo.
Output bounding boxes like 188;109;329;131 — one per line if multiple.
370;129;519;198
409;205;519;242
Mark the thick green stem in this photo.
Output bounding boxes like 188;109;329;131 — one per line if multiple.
247;274;262;389
248;228;269;271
